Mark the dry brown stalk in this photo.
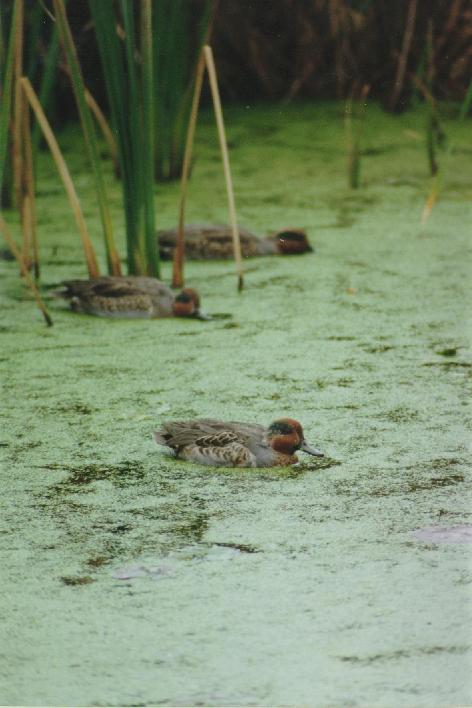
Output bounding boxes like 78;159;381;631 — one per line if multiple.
389;0;418;111
203;44;243;291
172;51;206;289
0;214;53;326
20;95;39;277
20;77;100;278
12;0;24;209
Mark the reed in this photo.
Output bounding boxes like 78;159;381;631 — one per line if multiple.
31;23;61;162
12;0;24;209
172;53;206;289
345;84;369;189
389;0;418;111
20;93;39;277
204;45;243;291
172;46;243;291
459;79;472;121
89;0;159;277
84;90;119;175
52;0;121;276
20;77;100;278
0;1;19;206
0;214;52;326
152;0;213;181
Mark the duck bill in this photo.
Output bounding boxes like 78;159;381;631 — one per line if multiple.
300;439;324;457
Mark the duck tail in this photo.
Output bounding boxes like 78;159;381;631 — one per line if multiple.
50;281;81;300
153;430;168;446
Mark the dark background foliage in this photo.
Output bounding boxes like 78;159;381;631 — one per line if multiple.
8;0;471;127
211;0;471;107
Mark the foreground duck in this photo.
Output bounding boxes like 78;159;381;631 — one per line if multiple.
157;223;313;260
54;277;207;319
154;418;324;467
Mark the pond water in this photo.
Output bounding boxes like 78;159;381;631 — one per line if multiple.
1;103;471;706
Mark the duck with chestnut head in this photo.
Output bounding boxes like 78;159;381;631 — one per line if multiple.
153;417;324;468
53;277;207;319
157;224;313;260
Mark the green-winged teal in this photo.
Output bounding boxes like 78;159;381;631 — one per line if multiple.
154;417;324;467
157;224;313;260
54;277;207;319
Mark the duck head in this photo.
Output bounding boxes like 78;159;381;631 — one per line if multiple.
275;229;313;255
267;418;323;457
172;288;210;319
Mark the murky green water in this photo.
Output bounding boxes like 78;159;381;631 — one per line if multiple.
1;103;471;706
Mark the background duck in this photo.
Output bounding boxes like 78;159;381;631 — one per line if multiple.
53;277;206;319
157;223;313;260
154;417;324;468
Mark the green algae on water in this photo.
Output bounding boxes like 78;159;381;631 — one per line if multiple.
1;102;471;707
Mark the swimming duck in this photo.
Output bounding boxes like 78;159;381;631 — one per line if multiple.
153;417;324;467
157;224;313;260
54;277;206;319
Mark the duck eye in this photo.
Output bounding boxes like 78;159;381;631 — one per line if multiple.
269;421;294;435
175;292;192;304
278;231;305;243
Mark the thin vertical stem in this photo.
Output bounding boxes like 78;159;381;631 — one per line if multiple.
203;45;243;291
389;0;418;111
84;89;119;174
12;0;24;209
141;0;159;277
0;0;19;200
53;0;121;275
0;214;53;326
172;51;206;289
21;95;39;278
20;77;100;278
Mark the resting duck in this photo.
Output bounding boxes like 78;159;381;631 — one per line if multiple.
157;224;313;260
154;417;324;468
54;277;207;319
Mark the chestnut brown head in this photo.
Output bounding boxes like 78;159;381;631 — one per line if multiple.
172;288;210;319
275;229;313;255
267;418;323;457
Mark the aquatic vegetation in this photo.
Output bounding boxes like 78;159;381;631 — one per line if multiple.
1;100;471;707
88;0;158;277
52;0;121;276
152;0;213;181
345;84;369;189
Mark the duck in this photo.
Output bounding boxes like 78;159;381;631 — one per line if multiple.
157;223;313;260
153;417;324;468
53;277;207;319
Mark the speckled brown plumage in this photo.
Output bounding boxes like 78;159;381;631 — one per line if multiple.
157;224;313;260
153;418;323;468
54;277;203;319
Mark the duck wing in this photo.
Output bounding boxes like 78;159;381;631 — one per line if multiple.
157;224;261;260
154;418;266;450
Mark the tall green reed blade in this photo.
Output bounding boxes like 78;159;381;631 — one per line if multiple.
345;84;369;189
141;0;158;276
0;0;19;205
89;0;159;277
152;0;213;181
52;0;121;275
31;23;61;163
459;79;472;121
